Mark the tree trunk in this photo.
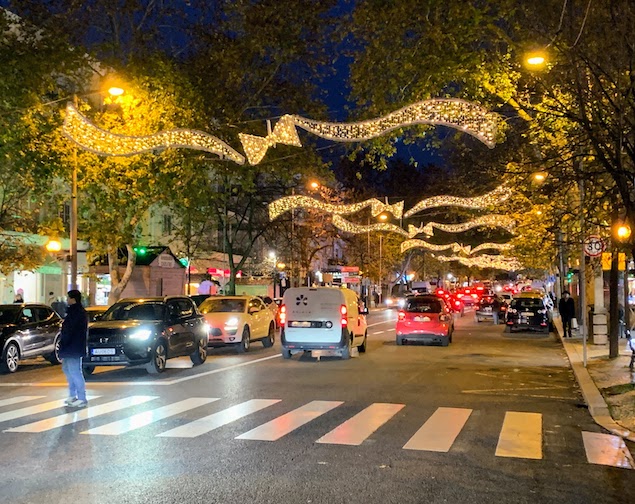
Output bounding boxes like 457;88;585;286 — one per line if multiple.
609;245;619;359
108;245;137;304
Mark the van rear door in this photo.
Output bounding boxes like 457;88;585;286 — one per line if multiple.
283;288;343;344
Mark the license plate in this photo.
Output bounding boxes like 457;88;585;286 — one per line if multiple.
91;348;116;356
414;316;431;322
521;312;534;316
483;307;492;312
290;321;312;328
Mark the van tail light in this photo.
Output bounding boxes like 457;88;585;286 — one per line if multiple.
398;310;405;321
471;294;478;299
340;304;348;327
279;305;286;326
454;300;460;306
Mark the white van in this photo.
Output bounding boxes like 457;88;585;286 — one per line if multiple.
279;287;369;359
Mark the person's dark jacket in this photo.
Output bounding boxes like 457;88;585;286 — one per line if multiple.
58;303;88;358
558;297;575;320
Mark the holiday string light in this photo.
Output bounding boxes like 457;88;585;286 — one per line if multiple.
404;185;511;218
269;196;403;221
400;239;471;254
400;240;511;255
238;115;302;165
421;215;515;236
292;98;497;148
63;103;246;164
331;215;409;236
435;254;522;271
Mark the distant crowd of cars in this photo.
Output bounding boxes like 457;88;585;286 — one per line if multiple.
0;285;555;373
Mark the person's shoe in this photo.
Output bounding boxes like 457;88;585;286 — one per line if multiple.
68;399;88;408
64;397;77;406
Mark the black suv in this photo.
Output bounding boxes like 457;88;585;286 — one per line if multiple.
505;295;550;333
0;304;62;373
84;296;208;375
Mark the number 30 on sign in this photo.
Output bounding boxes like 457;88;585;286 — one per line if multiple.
583;235;606;257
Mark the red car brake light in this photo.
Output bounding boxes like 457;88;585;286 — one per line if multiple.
340;304;348;327
279;305;287;325
398;310;406;321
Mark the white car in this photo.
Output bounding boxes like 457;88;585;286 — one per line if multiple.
199;296;276;353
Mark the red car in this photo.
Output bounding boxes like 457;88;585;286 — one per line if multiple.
396;295;454;346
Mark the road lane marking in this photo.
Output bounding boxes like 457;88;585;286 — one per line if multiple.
5;395;156;433
0;396;100;424
236;400;343;441
367;320;396;328
0;354;281;387
495;411;542;459
0;396;44;408
372;331;386;335
403;407;472;452
81;397;218;436
582;431;634;469
316;403;404;446
157;399;281;438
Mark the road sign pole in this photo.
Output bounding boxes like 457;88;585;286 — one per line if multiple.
579;179;587;367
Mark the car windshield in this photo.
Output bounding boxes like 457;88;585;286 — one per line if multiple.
512;298;544;310
102;302;166;321
0;307;19;324
199;298;246;314
405;298;442;313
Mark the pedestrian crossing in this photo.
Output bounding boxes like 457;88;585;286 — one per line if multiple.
0;394;632;469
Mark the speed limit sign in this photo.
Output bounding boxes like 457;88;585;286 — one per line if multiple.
583;235;606;257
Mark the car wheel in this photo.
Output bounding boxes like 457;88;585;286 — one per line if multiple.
449;331;453;344
83;365;95;377
45;336;62;365
237;327;250;353
442;337;450;347
281;348;292;359
396;337;404;346
262;323;275;348
190;337;207;365
1;342;20;373
358;333;367;353
146;340;167;374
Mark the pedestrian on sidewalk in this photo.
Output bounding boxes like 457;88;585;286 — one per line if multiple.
59;289;89;408
558;291;575;338
627;331;635;371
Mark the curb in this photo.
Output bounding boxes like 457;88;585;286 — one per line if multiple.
554;316;635;442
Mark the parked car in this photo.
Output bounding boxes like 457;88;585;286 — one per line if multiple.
199;296;276;353
395;295;454;346
190;294;212;307
84;296;208;375
0;304;62;373
475;294;505;323
85;305;109;322
258;295;280;328
505;295;550;333
279;287;368;359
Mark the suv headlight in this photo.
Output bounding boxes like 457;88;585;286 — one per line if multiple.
129;329;152;341
224;317;239;330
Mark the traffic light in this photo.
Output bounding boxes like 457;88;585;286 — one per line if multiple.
566;269;574;281
133;246;147;256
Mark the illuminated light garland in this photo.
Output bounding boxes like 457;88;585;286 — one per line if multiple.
268;196;403;221
292;98;497;148
63;103;246;164
404;185;511;218
435;254;522;271
421;215;515;236
400;239;471;254
238;115;302;165
332;215;408;236
470;242;512;254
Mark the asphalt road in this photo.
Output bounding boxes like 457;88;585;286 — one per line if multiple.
1;308;633;504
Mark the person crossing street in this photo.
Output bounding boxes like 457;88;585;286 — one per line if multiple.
59;290;89;408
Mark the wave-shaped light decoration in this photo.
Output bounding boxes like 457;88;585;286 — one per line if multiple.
400;240;510;255
63;103;246;164
331;215;408;236
404;185;511;218
240;99;498;164
269;196;403;221
435;254;522;271
421;215;515;236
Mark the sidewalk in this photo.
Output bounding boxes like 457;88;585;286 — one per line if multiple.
554;316;635;442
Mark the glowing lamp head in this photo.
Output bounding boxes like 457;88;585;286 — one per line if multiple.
527;56;545;66
616;224;631;241
378;214;388;221
45;239;62;253
108;86;124;96
309;181;319;190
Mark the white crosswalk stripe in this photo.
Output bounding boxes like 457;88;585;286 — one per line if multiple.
236;400;343;441
157;399;281;438
316;403;404;446
403;407;472;452
82;397;218;436
5;396;156;433
0;394;632;469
